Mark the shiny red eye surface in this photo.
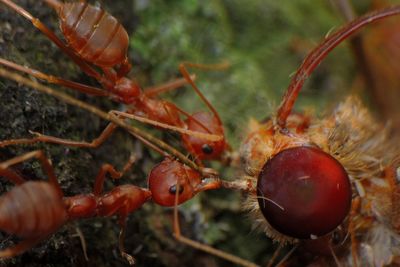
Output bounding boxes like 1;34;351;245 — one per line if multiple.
257;146;351;239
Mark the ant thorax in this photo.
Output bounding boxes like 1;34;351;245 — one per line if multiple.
240;96;400;255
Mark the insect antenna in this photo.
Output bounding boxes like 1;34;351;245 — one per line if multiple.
277;5;400;128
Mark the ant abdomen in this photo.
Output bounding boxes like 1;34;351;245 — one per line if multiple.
0;181;67;238
57;2;129;67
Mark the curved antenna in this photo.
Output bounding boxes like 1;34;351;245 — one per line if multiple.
179;62;229;125
276;5;400;128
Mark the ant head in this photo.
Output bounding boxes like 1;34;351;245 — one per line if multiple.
148;157;202;207
182;111;227;160
256;146;352;240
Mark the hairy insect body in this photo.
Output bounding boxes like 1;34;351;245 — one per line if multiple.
241;96;400;265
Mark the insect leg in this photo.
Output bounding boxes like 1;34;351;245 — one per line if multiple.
0;58;109;97
117;217;135;265
144;75;196;97
171;182;259;267
0;238;45;259
266;243;284;267
178;62;227;124
0;150;60;195
110;110;222;141
92;155;137;196
27;123;118;148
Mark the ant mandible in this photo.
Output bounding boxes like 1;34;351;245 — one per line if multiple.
0;0;229;162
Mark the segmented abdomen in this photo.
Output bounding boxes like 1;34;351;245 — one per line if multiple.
58;2;129;67
0;181;67;238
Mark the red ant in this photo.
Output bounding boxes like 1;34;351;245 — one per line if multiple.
0;0;229;162
0;150;150;264
0;149;230;265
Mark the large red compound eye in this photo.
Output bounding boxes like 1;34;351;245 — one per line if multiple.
257;146;351;239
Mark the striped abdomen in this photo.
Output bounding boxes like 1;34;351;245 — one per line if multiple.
0;181;67;238
58;2;129;67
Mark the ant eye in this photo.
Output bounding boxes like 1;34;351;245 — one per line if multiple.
202;144;214;155
169;184;184;195
257;146;351;239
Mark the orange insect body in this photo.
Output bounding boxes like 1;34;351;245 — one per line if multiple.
0;181;67;238
0;181;152;236
237;6;400;266
64;184;151;220
58;2;129;67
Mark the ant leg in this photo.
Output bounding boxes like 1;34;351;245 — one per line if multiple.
0;238;44;259
0;123;118;149
118;217;135;265
266;243;283;267
73;226;89;261
110;110;222;142
143;74;196;97
0;150;61;195
0;58;109;97
178;62;226;123
92;155;137;196
0;0;105;83
172;183;259;267
0;164;26;185
273;245;297;267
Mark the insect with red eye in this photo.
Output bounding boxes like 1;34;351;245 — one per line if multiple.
236;6;400;267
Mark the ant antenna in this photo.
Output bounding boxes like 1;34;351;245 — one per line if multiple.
179;62;229;125
276;6;400;128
